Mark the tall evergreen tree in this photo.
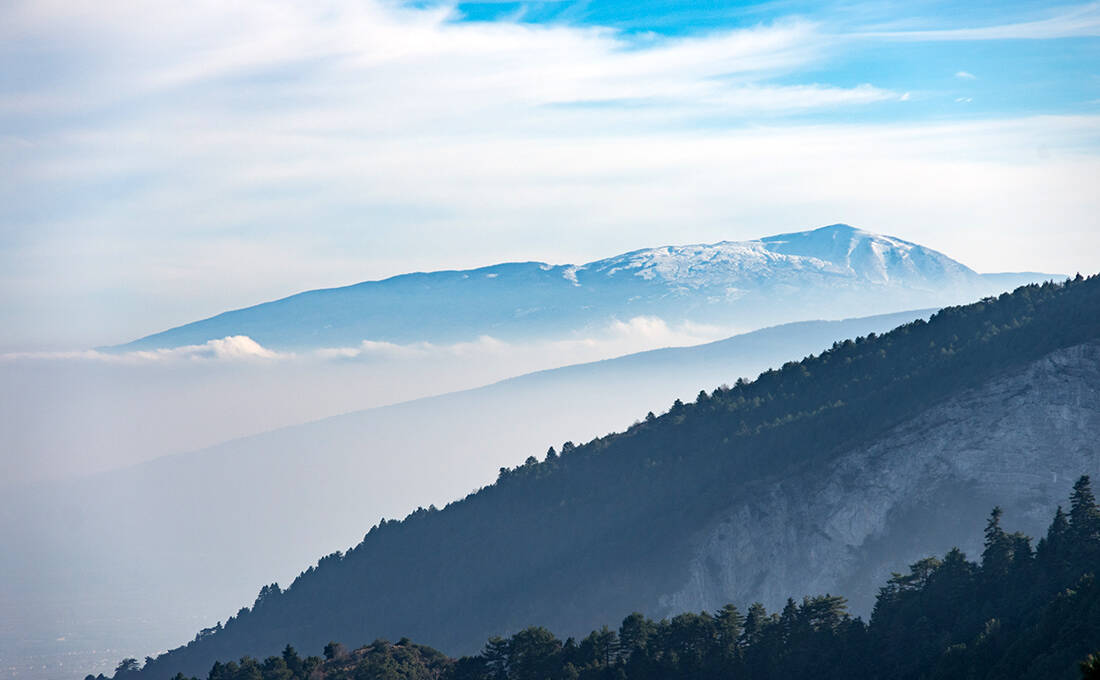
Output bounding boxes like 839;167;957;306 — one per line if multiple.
482;637;510;680
715;603;745;661
1038;506;1070;558
982;506;1013;577
617;613;654;662
740;602;770;648
1070;476;1100;542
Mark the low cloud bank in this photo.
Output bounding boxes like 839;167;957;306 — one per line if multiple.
2;335;283;363
3;316;730;366
0;317;733;485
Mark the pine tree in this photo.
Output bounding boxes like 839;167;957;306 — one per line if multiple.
508;627;561;680
618;613;654;662
579;626;618;668
716;603;745;659
778;598;799;645
1070;476;1100;543
281;644;302;675
482;636;510;680
740;602;770;648
1038;506;1069;558
982;506;1013;578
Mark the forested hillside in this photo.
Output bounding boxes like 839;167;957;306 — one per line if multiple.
2;309;929;678
107;478;1100;680
134;275;1100;679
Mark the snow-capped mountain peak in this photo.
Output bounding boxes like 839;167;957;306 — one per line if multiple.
112;224;1051;351
580;224;979;290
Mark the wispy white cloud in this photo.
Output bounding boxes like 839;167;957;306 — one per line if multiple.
0;2;848;123
861;2;1100;40
1;336;284;363
955;70;977;79
3;315;731;366
304;316;728;363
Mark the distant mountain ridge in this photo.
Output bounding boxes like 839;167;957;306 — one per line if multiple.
114;224;1054;351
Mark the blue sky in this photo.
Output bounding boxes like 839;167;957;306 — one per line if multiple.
443;0;1100;120
1;0;1098;349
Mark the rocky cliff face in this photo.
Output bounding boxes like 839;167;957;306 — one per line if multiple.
662;342;1100;617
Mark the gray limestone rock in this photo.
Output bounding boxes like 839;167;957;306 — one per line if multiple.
661;342;1100;617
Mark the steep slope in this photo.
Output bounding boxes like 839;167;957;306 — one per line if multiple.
662;342;1100;617
135;276;1100;680
0;310;930;680
167;484;1100;680
113;224;1053;351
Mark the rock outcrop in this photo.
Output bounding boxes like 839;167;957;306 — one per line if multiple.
663;342;1100;616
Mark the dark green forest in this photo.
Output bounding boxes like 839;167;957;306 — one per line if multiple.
102;477;1100;680
129;275;1100;679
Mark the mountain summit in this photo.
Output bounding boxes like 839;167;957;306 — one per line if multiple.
114;224;1049;351
589;224;977;289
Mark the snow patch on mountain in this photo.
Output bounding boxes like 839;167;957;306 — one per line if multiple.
111;223;1054;352
583;224;979;290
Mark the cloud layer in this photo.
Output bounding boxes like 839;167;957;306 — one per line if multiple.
3;315;729;366
0;316;733;486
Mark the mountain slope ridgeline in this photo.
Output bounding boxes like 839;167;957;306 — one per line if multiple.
136;275;1100;679
115;224;1053;351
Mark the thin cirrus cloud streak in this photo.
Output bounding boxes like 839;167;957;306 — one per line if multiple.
856;2;1100;40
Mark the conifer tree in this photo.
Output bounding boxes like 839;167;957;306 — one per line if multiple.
481;637;509;680
740;602;770;648
715;603;745;658
982;506;1012;577
1070;476;1099;542
617;613;654;662
1038;506;1070;557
